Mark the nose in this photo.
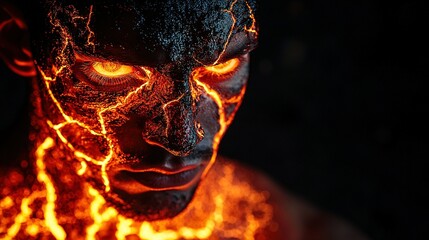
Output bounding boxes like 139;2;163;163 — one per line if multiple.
144;93;203;156
142;68;204;156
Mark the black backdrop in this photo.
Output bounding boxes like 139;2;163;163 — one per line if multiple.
221;1;426;240
0;1;426;240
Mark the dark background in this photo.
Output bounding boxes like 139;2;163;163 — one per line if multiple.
221;1;427;240
1;1;427;240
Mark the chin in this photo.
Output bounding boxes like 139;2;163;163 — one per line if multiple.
103;185;198;221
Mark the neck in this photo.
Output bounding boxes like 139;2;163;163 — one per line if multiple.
3;131;274;239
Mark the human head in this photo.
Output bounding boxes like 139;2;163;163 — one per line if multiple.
0;0;258;220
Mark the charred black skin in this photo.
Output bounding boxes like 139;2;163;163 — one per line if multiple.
24;0;258;220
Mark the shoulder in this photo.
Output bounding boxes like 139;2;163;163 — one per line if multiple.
211;157;371;240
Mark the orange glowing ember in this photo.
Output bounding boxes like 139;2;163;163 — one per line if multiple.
205;58;240;75
92;62;134;77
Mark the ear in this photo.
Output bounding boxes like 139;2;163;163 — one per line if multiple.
0;2;36;77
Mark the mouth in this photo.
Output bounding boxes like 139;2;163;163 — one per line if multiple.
110;164;204;194
107;144;213;194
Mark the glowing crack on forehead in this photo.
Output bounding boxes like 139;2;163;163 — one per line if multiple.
213;0;238;65
213;0;258;65
244;0;258;37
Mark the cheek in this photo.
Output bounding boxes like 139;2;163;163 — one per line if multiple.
205;62;249;123
37;57;248;162
190;62;248;154
39;74;107;128
37;73;118;162
195;95;222;141
57;123;111;160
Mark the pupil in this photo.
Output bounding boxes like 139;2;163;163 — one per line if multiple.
102;62;120;72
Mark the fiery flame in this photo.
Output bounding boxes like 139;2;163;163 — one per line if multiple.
0;1;274;239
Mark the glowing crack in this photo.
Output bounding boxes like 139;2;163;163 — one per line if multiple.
213;0;238;65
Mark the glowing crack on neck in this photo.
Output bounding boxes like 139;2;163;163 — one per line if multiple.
2;141;272;239
35;137;66;240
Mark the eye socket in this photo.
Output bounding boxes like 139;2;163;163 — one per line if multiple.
204;58;240;75
73;60;150;92
192;57;241;83
92;62;134;77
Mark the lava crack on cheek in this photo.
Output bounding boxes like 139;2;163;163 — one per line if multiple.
59;123;111;160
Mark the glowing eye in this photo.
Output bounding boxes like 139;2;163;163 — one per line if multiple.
92;62;134;77
204;58;240;74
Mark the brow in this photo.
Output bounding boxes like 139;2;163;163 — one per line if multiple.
73;32;258;67
209;32;258;65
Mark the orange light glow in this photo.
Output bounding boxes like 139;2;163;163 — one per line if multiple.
92;62;134;77
205;58;240;75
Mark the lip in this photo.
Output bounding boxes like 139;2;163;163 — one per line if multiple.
111;164;203;193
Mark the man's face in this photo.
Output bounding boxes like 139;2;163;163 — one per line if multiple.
29;0;257;220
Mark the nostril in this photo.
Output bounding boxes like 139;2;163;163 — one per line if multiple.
144;137;194;157
141;95;202;156
142;118;203;157
195;122;205;141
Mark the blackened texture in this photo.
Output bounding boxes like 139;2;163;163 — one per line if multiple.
26;0;257;69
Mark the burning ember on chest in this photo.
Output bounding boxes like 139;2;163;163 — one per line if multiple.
0;137;273;239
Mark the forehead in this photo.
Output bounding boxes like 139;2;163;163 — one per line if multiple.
29;0;257;67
